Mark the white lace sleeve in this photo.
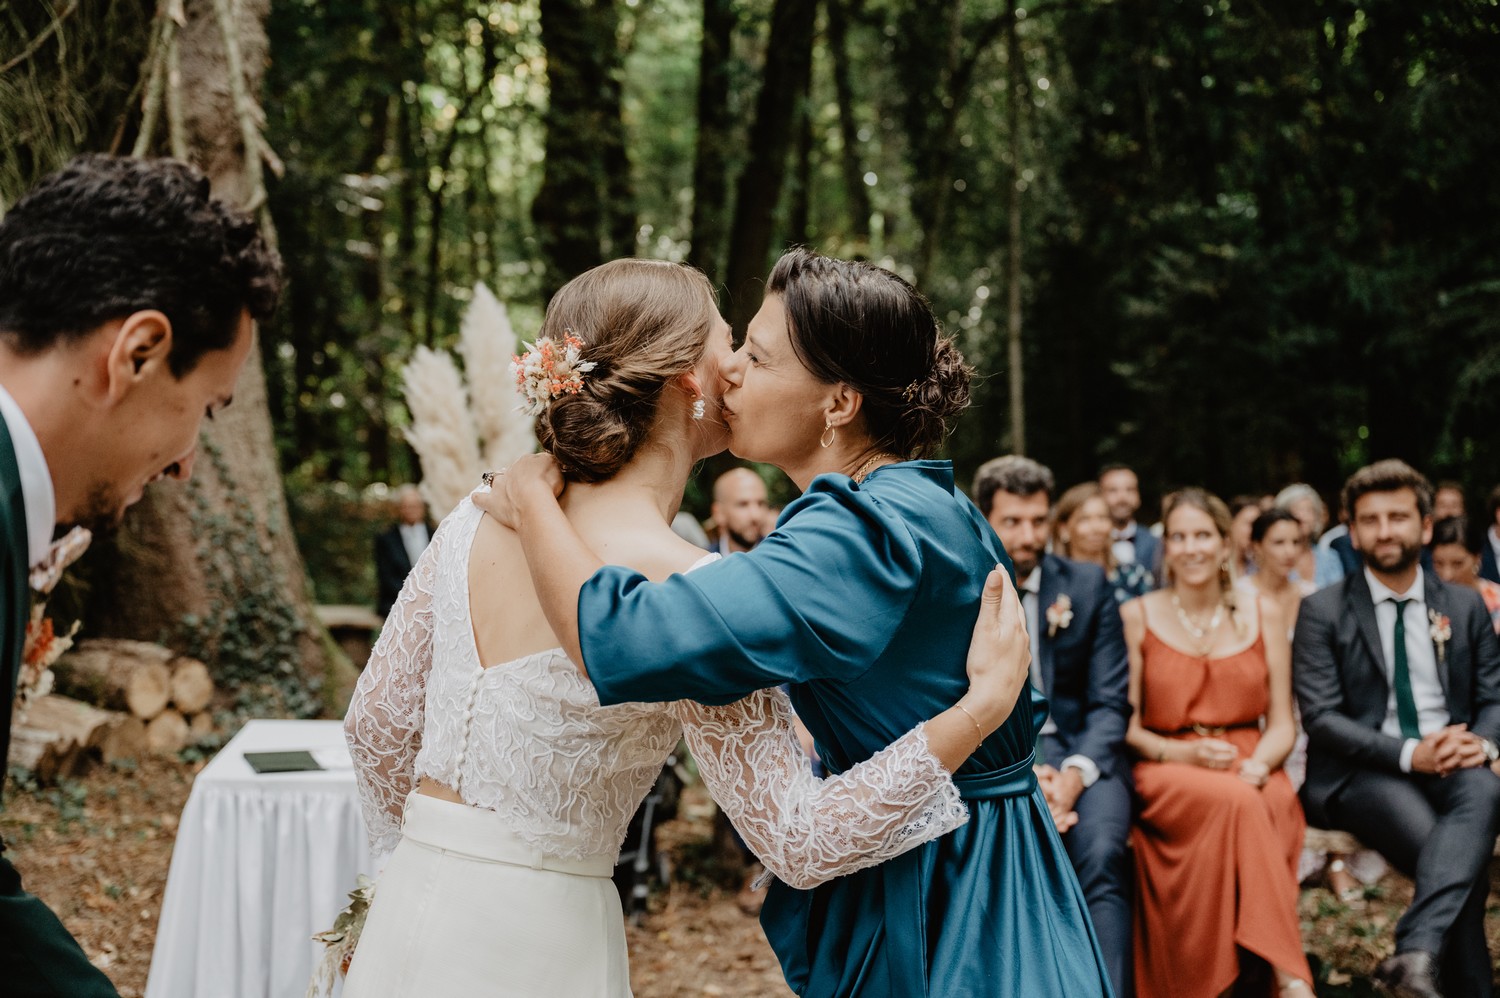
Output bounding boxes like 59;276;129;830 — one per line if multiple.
344;520;446;865
675;687;967;890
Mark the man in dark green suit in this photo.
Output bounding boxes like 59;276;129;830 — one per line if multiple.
0;156;281;996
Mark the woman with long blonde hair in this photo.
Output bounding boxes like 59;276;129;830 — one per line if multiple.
1121;488;1312;997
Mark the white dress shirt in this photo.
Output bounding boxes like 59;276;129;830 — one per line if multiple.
1489;525;1500;574
0;383;56;568
399;522;430;568
1364;567;1448;772
1022;567;1100;787
1110;521;1138;567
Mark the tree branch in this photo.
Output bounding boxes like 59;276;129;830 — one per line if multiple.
0;0;80;76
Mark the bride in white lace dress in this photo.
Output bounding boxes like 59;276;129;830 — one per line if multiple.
341;260;1030;997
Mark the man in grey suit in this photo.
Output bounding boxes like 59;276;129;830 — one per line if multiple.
1294;459;1500;998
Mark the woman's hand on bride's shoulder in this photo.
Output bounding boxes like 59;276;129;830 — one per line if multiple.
473;453;566;528
961;566;1031;736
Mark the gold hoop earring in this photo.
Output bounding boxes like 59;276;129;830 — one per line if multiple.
820;420;836;449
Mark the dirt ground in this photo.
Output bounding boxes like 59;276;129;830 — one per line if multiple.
3;756;1499;997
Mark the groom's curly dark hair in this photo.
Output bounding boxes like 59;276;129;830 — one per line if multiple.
0;154;282;376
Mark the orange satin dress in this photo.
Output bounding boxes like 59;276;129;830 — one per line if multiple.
1131;621;1312;998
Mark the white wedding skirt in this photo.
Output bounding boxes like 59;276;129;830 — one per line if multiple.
342;793;632;997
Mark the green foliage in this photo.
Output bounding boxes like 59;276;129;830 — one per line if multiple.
178;437;322;719
0;2;154;213
7;0;1493;525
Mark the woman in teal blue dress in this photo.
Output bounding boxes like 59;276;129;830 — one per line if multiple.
482;249;1111;997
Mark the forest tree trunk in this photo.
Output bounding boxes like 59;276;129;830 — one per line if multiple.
688;0;735;286
827;0;871;250
722;0;817;334
1004;0;1025;454
85;0;342;717
533;0;630;304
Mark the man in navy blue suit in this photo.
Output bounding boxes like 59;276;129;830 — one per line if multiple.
1481;485;1500;585
1100;462;1160;580
975;456;1134;998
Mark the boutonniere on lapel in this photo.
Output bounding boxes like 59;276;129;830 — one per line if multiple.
1046;595;1074;638
1429;609;1452;664
13;527;90;727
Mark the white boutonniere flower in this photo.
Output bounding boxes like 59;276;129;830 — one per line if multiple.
1046;594;1074;638
1429;609;1452;664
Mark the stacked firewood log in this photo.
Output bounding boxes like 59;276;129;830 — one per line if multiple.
7;639;218;782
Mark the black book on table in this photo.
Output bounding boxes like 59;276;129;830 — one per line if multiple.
243;750;323;774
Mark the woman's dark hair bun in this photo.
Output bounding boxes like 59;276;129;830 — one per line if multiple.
894;335;972;458
768;248;972;459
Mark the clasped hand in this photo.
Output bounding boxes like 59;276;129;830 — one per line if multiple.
1035;764;1082;834
1183;738;1268;787
1411;723;1490;776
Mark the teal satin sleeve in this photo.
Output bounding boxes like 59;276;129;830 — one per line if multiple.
581;477;923;707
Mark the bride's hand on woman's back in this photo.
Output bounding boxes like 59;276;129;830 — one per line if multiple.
474;453;566;528
961;567;1032;734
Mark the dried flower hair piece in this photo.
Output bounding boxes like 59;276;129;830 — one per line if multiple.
511;329;597;416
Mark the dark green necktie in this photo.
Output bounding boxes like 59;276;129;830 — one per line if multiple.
1390;598;1421;740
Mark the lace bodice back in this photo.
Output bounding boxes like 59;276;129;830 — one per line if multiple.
412;498;685;860
348;489;968;886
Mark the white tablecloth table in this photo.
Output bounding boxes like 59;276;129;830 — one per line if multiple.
145;719;373;998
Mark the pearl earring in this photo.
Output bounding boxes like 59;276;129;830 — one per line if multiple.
692;397;706;420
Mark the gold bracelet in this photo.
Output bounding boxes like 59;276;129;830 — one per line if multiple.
954;702;986;744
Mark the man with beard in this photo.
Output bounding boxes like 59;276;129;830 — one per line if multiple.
974;456;1132;998
1294;460;1500;998
707;466;770;555
0;155;280;995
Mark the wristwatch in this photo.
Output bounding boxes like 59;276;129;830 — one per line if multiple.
1482;739;1499;764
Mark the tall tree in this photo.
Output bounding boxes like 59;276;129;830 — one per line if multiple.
722;0;817;333
85;0;340;715
532;0;633;303
825;0;872;250
688;0;736;284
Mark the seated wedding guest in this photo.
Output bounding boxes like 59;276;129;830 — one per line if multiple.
1295;460;1500;998
1122;489;1312;998
707;466;769;555
1433;481;1466;522
1275;483;1346;588
1238;509;1381;904
975;458;1134;998
374;484;431;618
1229;494;1265;578
1317;505;1363;581
1055;482;1153;603
1235;509;1315;619
1480;485;1500;584
1101;463;1161;577
706;466;785;912
1430;517;1500;634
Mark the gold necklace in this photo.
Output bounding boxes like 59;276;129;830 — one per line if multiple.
851;453;899;484
1171;590;1224;648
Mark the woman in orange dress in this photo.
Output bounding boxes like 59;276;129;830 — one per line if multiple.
1121;489;1313;997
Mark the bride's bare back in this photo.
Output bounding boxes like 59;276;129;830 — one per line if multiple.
465;484;709;670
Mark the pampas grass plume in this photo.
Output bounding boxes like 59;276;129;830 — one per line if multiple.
401;346;482;519
459;282;536;469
